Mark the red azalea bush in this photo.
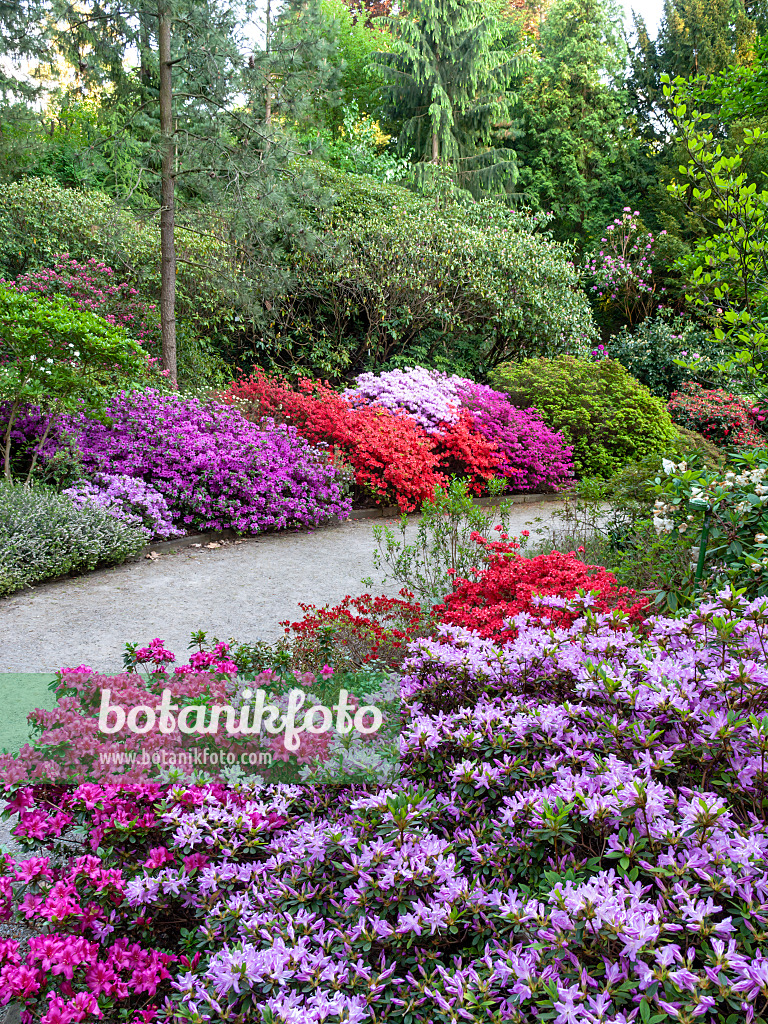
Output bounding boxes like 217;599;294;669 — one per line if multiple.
434;532;647;642
668;382;766;448
430;410;502;494
225;371;445;511
283;589;429;670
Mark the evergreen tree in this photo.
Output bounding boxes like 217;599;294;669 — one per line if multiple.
627;0;757;144
372;0;520;194
515;0;635;242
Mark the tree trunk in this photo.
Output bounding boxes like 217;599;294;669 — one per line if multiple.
432;130;439;163
264;0;272;125
158;5;177;387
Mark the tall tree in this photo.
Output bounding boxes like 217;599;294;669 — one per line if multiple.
372;0;520;194
515;0;635;242
627;0;757;145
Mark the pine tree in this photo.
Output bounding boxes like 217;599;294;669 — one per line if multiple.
372;0;520;194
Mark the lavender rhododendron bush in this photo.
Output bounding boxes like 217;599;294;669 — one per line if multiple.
3;593;768;1022
11;390;351;534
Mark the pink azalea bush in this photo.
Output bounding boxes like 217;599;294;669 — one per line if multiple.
5;257;161;350
10;390;352;533
2;592;768;1022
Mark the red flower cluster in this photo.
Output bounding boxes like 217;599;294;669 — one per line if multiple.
668;383;765;449
434;533;647;643
282;590;427;669
225;373;501;510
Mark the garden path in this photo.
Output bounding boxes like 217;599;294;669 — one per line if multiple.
0;500;563;673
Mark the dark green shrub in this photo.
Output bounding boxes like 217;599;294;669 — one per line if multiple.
0;483;146;596
489;355;679;478
608;312;719;398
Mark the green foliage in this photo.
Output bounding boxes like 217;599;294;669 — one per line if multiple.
363;476;517;605
0;482;146;597
490;355;679;478
608;310;718;397
320;0;391;130
652;448;768;604
323;102;412;182
515;0;636;243
0;283;149;481
373;0;519;193
264;164;596;377
0;177;146;280
665;75;768;395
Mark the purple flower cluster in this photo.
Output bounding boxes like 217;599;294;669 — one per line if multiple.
22;390;352;533
62;474;184;540
344;367;463;433
4;592;768;1022
455;379;574;489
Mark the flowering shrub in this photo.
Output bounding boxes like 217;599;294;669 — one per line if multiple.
455;378;574;489
3;594;768;1022
282;589;428;671
433;531;647;642
226;370;572;507
668;382;767;448
63;474;183;540
0;283;149;482
8;257;161;350
344;367;462;432
226;371;446;511
584;208;666;325
491;355;680;478
18;389;351;532
652;450;768;601
608;311;718;398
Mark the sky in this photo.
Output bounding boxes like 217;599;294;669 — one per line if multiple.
621;0;666;35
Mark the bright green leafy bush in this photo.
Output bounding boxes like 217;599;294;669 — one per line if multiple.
0;282;149;481
490;355;679;478
0;482;146;596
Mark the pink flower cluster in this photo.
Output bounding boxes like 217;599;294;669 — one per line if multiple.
6;258;160;348
584;209;667;325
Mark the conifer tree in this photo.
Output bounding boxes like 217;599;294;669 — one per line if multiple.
373;0;520;194
515;0;635;241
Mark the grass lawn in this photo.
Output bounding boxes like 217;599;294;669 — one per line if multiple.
0;674;60;753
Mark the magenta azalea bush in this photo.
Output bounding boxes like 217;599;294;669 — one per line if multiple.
343;367;574;491
2;591;768;1022
14;390;351;533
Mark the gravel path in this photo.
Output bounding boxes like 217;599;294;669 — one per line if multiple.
0;502;562;673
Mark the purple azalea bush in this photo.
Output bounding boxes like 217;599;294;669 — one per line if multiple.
62;474;184;540
15;390;352;533
3;592;768;1021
